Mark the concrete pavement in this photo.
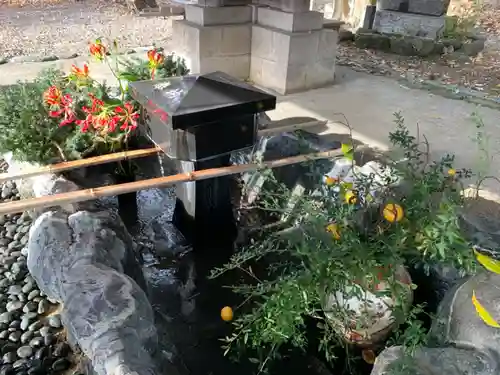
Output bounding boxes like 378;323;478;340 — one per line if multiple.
2;57;500;194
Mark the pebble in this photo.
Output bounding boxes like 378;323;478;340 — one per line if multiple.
36;300;49;315
38;327;50;338
19;331;32;344
6;301;23;312
8;331;21;343
2;352;15;364
16;346;32;359
51;358;70;372
47;315;61;329
28;337;43;349
0;179;72;375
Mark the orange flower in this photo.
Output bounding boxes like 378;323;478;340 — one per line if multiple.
43;86;62;106
89;40;106;60
71;64;89;79
147;49;165;79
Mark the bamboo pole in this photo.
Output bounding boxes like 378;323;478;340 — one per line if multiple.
0;120;327;184
0;146;355;216
0;147;161;184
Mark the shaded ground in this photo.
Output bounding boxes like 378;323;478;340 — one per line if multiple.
0;0;175;59
338;4;500;98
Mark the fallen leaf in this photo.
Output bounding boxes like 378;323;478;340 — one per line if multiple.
472;290;500;328
362;349;376;364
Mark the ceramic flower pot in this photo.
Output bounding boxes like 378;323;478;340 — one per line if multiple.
323;264;413;348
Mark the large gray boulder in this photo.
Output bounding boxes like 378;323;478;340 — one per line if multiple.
371;271;500;375
26;176;159;375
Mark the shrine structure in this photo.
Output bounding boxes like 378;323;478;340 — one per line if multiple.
172;0;338;94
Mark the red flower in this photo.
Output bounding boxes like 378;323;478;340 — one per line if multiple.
48;94;76;127
114;103;139;131
43;86;62;106
89;40;106;60
71;64;89;79
147;49;165;80
75;94;105;132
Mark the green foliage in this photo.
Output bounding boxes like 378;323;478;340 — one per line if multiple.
0;69;76;164
119;52;189;83
0;43;188;164
210;113;477;372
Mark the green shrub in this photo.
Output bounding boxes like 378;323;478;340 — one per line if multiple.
0;69;77;164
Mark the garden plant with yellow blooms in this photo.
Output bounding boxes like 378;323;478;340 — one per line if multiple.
210;113;477;373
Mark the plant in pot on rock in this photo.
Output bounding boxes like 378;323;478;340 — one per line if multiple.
210;113;477;374
0;39;188;225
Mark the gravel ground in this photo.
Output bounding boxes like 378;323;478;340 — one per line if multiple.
0;0;175;59
0;164;76;375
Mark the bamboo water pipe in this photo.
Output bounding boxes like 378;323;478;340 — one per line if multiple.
0;120;327;184
0;145;358;216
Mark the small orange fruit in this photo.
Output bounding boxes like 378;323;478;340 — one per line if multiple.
221;306;234;322
326;223;341;240
325;176;338;186
344;190;357;204
383;203;404;223
447;168;456;177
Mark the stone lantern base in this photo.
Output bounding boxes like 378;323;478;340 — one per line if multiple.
172;3;339;95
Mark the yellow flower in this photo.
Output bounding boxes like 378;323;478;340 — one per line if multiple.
447;169;456;177
221;306;234;322
383;203;404;223
344;190;357;204
326;223;341;240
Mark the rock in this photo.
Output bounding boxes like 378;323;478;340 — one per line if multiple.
27;321;41;332
33;348;46;361
12;359;26;370
2;352;16;364
21;302;36;314
42;334;53;346
21;283;33;295
1;343;16;355
26;208;159;375
390;36;417;56
0;313;13;324
412;37;438;57
8;331;20;343
19;319;29;331
19;331;32;344
47;315;61;329
26;291;38;301
16;347;32;359
38;327;50;338
6;302;23;312
36;300;48;315
355;32;391;51
461;39;485;56
0;364;14;375
51;358;70;372
7;286;22;296
28;337;43;349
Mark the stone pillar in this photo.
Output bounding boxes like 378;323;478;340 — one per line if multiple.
249;3;338;94
172;2;253;79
